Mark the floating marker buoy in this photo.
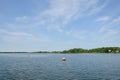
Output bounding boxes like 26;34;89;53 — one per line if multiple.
62;57;66;61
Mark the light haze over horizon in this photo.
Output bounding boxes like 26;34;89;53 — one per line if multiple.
0;0;120;52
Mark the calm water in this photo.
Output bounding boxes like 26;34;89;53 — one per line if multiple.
0;53;120;80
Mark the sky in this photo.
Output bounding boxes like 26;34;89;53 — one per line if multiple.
0;0;120;52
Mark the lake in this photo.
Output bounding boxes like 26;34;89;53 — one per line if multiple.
0;53;120;80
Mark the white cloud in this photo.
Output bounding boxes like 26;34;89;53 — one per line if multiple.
0;29;32;37
42;0;105;23
98;17;120;45
3;0;106;34
0;29;50;43
16;16;29;22
99;16;120;32
38;0;106;34
0;29;7;33
43;0;80;19
96;16;110;22
112;16;120;24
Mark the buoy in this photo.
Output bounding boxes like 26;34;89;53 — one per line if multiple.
62;57;66;61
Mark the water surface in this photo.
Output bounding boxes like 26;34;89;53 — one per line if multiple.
0;53;120;80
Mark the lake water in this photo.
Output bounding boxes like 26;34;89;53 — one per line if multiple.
0;53;120;80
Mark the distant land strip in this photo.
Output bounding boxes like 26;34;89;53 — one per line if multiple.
0;47;120;53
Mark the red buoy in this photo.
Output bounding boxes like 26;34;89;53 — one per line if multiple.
62;57;66;61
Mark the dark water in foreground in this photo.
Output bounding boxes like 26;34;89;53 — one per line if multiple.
0;53;120;80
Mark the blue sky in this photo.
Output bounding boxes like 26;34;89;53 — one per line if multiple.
0;0;120;52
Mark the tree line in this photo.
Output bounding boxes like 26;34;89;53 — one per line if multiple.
62;47;120;53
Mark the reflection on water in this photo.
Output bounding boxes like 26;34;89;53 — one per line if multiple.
0;53;120;80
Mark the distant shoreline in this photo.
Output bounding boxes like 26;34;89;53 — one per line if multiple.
0;52;120;54
0;47;120;54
